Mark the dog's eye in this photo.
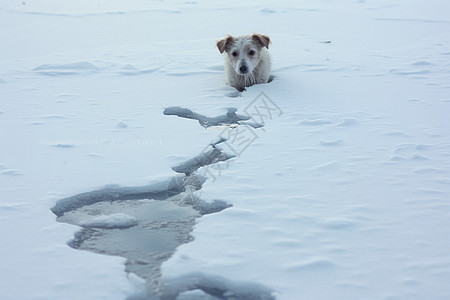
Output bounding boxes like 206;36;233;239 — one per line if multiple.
249;50;255;56
232;51;238;57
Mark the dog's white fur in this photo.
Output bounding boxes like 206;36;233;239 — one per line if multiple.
217;34;271;92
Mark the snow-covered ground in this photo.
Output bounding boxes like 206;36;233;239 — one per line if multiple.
1;0;450;299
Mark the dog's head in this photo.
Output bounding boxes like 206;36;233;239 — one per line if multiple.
217;34;271;76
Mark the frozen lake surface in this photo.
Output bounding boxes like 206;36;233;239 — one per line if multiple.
1;0;450;299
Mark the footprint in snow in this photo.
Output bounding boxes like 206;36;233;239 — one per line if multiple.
299;117;358;127
321;218;359;230
117;64;161;76
389;68;430;76
287;258;337;272
336;117;357;127
390;143;431;161
260;7;277;14
0;169;24;176
34;61;99;76
312;161;339;171
117;121;128;129
299;119;332;126
410;60;434;67
52;144;75;149
320;139;343;147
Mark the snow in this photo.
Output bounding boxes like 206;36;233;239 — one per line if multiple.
1;0;450;299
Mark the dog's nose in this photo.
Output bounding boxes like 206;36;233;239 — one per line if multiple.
239;65;248;74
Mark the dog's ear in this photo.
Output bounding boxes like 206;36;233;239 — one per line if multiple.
216;35;234;54
252;34;271;49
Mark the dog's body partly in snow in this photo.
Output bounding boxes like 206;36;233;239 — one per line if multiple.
216;34;272;91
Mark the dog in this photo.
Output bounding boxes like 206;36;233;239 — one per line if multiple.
216;34;272;92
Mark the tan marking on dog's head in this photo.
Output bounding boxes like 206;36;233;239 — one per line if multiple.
216;35;235;54
251;34;271;49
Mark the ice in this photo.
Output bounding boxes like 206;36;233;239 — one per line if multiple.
51;175;190;217
79;213;138;229
160;272;275;300
171;144;235;175
163;107;256;128
1;0;450;299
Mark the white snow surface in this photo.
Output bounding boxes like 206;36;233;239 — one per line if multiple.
1;0;450;299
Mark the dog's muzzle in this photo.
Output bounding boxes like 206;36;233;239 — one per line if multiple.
238;64;248;74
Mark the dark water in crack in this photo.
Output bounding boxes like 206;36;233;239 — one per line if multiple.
52;175;232;298
51;108;275;299
59;199;199;284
